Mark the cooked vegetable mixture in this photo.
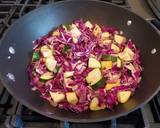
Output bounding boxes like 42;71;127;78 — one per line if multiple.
28;19;142;113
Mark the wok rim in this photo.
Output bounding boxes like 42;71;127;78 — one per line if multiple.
0;0;160;122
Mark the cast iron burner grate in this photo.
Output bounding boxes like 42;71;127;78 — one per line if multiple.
0;0;130;38
5;103;145;128
0;84;18;127
0;0;160;128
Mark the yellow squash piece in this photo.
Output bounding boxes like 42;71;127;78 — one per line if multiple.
45;57;57;72
118;52;131;61
85;21;93;29
70;24;81;43
72;37;78;43
64;71;74;78
52;30;60;36
93;24;102;36
117;91;131;103
40;72;53;80
64;77;72;88
40;45;53;58
102;39;112;45
125;63;136;73
66;92;78;105
101;32;110;40
86;68;102;85
62;25;69;31
124;47;134;56
114;34;126;44
105;80;120;90
50;92;65;103
89;97;106;111
101;61;112;70
111;43;120;53
117;58;122;68
70;24;81;38
118;47;134;61
88;58;101;68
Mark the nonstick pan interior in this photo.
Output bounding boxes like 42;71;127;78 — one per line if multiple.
0;0;160;122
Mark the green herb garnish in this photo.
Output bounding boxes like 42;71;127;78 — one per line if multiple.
32;52;40;61
62;45;70;53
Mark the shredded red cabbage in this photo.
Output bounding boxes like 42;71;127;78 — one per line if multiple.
28;19;142;113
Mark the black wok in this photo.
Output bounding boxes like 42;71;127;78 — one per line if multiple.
0;0;160;123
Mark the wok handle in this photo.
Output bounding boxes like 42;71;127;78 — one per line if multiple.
151;20;160;31
146;19;160;35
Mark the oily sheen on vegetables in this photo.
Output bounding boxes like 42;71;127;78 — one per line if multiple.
28;19;142;113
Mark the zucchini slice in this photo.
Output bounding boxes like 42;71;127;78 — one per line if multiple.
86;68;102;85
40;45;53;58
117;91;131;103
91;77;106;90
50;92;65;103
45;58;57;72
102;55;117;62
40;72;53;80
88;58;101;68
